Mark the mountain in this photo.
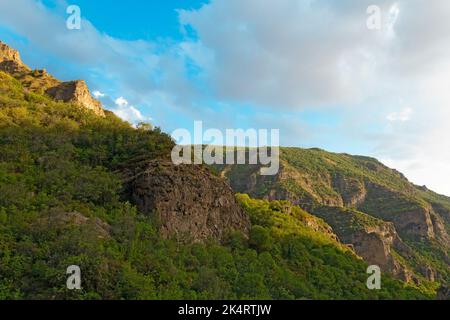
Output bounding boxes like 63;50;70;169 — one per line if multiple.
0;41;443;300
213;147;450;287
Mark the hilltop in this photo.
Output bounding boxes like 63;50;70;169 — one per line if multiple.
0;41;104;116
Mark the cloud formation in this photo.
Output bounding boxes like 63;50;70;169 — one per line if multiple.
178;0;450;194
387;107;413;122
108;96;149;125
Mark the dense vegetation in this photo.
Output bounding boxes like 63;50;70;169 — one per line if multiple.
0;71;434;299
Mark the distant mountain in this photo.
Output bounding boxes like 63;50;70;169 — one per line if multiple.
213;147;450;289
0;41;444;300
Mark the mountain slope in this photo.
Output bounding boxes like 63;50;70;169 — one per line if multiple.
213;147;450;289
0;41;433;300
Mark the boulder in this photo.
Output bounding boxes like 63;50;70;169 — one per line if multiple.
128;160;251;244
46;80;105;117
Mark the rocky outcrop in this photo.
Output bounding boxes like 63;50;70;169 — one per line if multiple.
332;174;367;207
0;40;105;117
128;160;251;244
437;285;450;300
348;225;416;282
0;40;30;74
0;60;30;74
46;80;105;117
392;206;436;240
37;210;110;240
430;202;450;225
0;41;24;64
358;183;446;242
313;206;416;282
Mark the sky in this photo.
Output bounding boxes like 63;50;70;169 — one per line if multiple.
0;0;449;196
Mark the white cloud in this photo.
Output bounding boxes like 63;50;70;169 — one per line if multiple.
112;105;147;124
178;0;398;108
387;107;413;122
110;96;150;125
114;96;129;107
93;90;105;98
386;3;400;38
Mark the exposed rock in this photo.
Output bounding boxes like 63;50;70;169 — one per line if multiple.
128;160;251;244
46;80;105;117
313;206;416;282
0;60;30;74
0;41;25;65
431;202;450;223
215;148;450;286
419;265;436;283
349;225;416;282
358;183;439;241
0;41;30;75
332;174;367;207
437;285;450;300
394;207;435;239
37;210;111;240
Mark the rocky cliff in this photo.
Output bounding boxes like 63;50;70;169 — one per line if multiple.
127;160;251;244
313;206;417;282
0;41;26;66
0;41;104;117
0;41;30;75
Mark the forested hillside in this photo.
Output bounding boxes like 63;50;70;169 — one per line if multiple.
0;41;441;300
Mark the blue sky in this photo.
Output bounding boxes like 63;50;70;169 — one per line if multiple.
1;0;450;195
42;0;208;41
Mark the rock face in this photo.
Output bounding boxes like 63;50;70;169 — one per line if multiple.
332;173;367;207
36;210;111;240
0;41;23;64
313;206;416;282
358;183;439;241
437;285;450;300
128;160;251;244
46;80;105;117
0;41;30;74
348;225;416;282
